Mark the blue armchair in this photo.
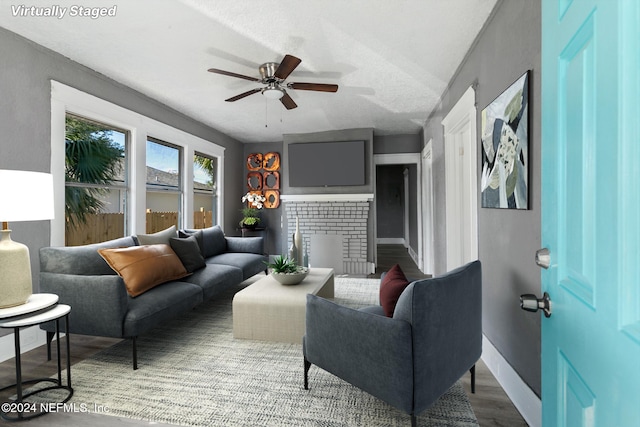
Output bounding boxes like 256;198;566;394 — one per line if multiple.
303;260;482;426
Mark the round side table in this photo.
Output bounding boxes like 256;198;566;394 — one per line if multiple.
0;296;73;422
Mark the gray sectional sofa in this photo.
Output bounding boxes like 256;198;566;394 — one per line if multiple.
39;225;267;369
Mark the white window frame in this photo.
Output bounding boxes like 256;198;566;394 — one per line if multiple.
50;81;225;246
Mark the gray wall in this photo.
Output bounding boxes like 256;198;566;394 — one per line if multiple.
282;129;375;259
248;133;423;257
423;0;541;395
373;133;423;154
0;28;244;294
242;141;284;256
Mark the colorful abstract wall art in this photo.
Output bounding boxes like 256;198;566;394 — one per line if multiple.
481;71;529;209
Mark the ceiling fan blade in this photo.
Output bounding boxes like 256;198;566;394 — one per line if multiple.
280;92;298;110
225;88;261;102
208;68;259;82
274;55;302;80
288;82;339;93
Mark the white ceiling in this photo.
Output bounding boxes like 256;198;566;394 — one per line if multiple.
0;0;497;143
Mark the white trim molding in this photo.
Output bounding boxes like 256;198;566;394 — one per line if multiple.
482;335;541;427
441;85;478;271
0;327;45;363
280;193;374;202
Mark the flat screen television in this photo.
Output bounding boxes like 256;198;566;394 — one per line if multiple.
288;140;366;187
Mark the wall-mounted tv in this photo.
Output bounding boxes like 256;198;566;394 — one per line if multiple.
288;140;366;187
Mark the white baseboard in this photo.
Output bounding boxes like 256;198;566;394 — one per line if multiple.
407;246;420;268
482;335;541;427
0;327;47;363
377;238;405;245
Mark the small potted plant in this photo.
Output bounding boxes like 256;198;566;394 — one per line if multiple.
240;192;266;229
265;255;308;285
239;207;261;229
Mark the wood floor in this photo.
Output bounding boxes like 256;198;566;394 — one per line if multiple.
0;244;528;426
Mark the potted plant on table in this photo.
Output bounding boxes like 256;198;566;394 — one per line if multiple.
265;255;309;285
239;192;266;229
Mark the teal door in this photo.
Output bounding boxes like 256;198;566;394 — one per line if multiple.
542;0;640;425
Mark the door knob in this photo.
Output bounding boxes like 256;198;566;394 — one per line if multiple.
520;292;552;317
535;248;550;269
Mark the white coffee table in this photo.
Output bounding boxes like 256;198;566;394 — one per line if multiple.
233;268;334;343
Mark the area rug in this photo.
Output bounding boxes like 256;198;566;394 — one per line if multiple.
55;277;479;426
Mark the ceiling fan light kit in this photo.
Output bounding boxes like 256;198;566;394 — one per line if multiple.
208;54;338;110
262;84;285;100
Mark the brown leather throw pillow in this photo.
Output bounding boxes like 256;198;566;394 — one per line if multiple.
98;244;189;297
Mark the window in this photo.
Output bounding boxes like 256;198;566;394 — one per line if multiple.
64;114;128;246
193;153;218;228
51;81;226;247
146;138;182;233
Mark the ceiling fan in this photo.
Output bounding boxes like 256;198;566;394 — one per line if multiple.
207;54;338;110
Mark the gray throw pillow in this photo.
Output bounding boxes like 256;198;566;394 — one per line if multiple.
170;235;206;272
199;225;227;258
179;229;205;255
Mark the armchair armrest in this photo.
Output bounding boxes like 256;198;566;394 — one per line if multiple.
225;236;264;254
304;294;414;413
39;272;128;338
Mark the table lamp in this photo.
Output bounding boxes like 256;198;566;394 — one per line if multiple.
0;170;54;308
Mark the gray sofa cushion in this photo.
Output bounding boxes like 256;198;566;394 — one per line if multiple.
199;225;227;258
359;305;386;316
39;236;136;275
206;252;267;280
123;280;203;337
226;236;263;254
182;264;243;300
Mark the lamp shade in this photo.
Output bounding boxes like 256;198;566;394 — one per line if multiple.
0;170;54;222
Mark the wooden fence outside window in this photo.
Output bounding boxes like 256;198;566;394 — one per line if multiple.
65;211;214;246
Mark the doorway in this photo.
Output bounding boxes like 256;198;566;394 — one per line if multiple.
442;87;478;270
374;153;422;271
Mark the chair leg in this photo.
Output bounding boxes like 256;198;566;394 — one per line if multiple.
132;336;138;370
411;414;417;427
46;331;55;361
470;364;476;393
304;357;311;390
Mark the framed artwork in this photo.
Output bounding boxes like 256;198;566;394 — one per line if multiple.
246;153;263;171
481;71;529;209
245;152;281;209
262;152;280;171
247;172;262;191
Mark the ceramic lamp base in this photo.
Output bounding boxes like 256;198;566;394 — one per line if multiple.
0;229;33;308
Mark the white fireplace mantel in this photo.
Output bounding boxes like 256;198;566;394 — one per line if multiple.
280;193;374;202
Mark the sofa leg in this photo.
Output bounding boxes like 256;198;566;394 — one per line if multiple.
470;364;476;394
411;414;417;427
304;357;311;390
46;331;55;361
132;336;138;370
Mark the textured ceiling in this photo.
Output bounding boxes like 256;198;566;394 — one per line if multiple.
0;0;497;143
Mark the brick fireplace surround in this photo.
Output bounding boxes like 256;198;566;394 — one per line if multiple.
282;194;375;275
